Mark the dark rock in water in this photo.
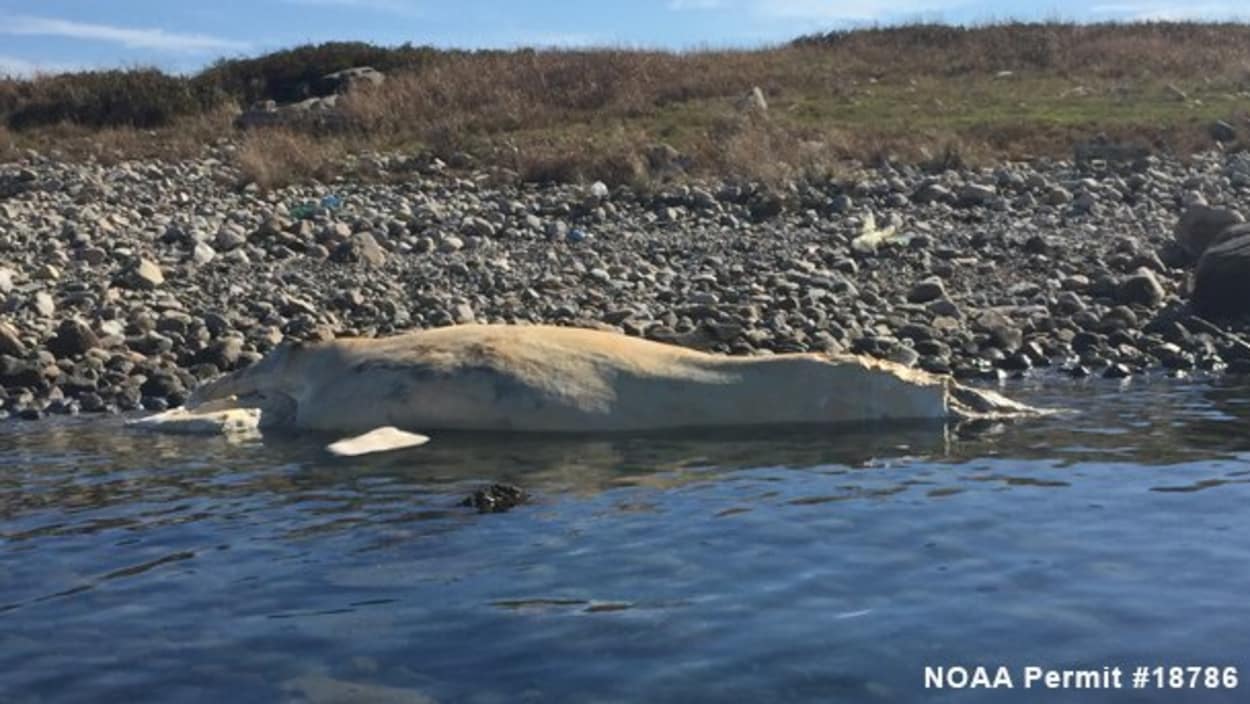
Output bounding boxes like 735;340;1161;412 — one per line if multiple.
1103;363;1132;379
461;483;527;513
1116;268;1165;308
1194;234;1250;317
47;317;99;358
78;392;108;413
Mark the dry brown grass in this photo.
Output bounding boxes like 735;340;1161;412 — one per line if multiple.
5;22;1250;183
0;123;15;161
235;128;345;191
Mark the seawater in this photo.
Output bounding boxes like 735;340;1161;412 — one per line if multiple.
3;377;1250;703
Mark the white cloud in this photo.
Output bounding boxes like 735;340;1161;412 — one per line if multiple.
1089;3;1248;20
0;15;250;53
754;0;966;22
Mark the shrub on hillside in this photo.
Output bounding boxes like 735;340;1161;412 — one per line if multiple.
194;41;442;105
6;69;214;129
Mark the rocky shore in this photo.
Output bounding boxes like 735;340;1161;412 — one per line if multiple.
2;147;1250;422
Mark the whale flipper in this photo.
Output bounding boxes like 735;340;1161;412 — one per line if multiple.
326;426;431;457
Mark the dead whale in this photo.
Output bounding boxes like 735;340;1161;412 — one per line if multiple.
128;324;1043;454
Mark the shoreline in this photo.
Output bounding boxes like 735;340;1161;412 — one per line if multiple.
2;147;1249;422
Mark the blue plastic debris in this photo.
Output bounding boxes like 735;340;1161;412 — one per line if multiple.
320;194;343;210
567;228;587;243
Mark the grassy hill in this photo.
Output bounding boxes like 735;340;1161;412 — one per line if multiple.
2;23;1249;186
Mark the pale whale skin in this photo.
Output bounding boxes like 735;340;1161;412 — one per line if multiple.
146;324;1037;435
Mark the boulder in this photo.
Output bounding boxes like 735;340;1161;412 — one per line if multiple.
1194;234;1250;317
737;86;768;112
1175;205;1243;259
47;318;99;358
320;66;385;94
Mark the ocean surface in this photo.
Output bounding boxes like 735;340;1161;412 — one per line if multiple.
3;377;1250;703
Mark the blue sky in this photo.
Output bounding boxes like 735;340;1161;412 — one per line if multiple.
1;0;1248;76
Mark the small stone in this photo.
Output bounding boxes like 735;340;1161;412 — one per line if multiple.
215;226;247;251
331;232;386;267
1116;268;1166;307
907;277;947;304
452;302;475;324
140;372;185;400
31;291;55;317
957;183;997;207
191;242;216;265
122;258;165;289
1210;120;1237;143
195;338;243;370
0;322;26;357
47;318;99;358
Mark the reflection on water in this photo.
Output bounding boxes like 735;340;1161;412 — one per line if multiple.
3;377;1250;703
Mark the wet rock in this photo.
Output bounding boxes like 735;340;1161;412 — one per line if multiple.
461;483;527;513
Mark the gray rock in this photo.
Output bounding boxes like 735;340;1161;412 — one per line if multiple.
907;277;947;304
1210;120;1237;143
215;226;247;251
121;258;165;289
452;302;476;324
47;318;99;358
195;337;243;370
31;291;55;317
0;322;26;357
191;242;216;265
1175;205;1244;258
1116;268;1166;307
1194;233;1250;317
957;183;997;207
331;232;386;267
